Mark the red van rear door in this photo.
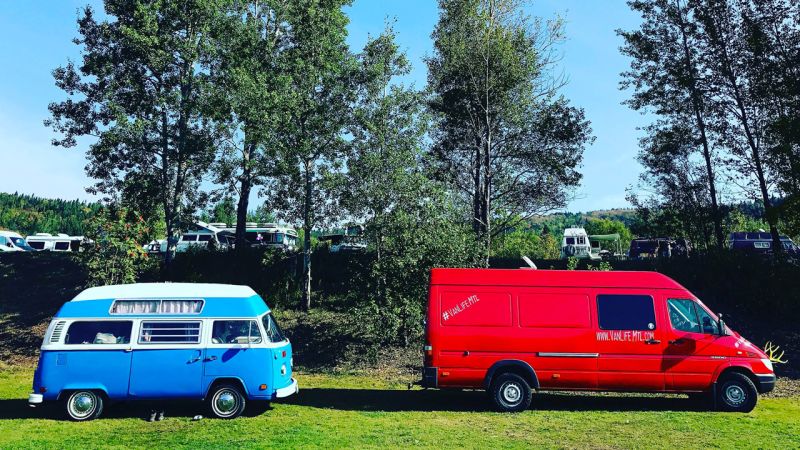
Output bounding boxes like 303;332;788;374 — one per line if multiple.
594;293;666;391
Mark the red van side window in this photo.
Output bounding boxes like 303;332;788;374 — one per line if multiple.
519;294;590;328
440;291;512;327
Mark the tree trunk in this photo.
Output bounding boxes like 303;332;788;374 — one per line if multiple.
235;140;253;251
302;159;313;311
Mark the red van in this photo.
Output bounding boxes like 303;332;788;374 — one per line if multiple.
421;268;775;413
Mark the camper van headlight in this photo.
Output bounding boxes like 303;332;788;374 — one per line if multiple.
761;358;774;372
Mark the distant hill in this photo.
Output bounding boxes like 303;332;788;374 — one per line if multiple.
0;192;101;236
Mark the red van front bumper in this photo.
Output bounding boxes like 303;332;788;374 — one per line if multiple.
755;374;776;394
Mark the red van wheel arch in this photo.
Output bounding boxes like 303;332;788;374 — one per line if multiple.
484;361;539;391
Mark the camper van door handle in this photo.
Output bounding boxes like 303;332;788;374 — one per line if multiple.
644;339;661;345
204;356;217;362
463;351;470;356
124;348;133;353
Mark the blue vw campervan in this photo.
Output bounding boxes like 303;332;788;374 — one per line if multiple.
28;283;297;420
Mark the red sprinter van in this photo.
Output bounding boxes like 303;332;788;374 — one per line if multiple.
421;268;775;413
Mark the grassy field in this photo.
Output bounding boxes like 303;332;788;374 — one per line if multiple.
0;366;798;449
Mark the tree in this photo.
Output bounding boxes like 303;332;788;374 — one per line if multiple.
46;1;223;264
691;0;783;251
83;207;157;286
619;0;725;249
206;0;290;249
427;0;593;266
627;123;718;246
265;0;356;310
342;24;427;265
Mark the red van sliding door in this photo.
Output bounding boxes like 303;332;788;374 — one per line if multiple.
595;293;666;391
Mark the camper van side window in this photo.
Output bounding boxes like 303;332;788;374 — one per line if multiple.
211;320;262;344
597;295;656;331
139;321;201;344
65;321;133;345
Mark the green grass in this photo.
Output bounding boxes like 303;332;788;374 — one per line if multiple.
0;366;798;449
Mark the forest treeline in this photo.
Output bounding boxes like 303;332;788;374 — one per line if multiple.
0;192;101;236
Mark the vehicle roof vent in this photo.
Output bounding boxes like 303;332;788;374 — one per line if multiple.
50;320;67;343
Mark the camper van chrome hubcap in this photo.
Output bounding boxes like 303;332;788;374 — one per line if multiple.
502;383;522;404
725;385;745;405
69;392;95;417
214;390;238;415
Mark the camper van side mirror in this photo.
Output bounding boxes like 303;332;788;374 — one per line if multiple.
718;313;727;336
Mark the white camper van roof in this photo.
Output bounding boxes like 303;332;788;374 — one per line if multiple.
72;283;257;301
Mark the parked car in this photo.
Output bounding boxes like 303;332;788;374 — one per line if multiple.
0;230;36;252
29;283;297;421
420;268;775;413
729;232;799;256
629;237;691;259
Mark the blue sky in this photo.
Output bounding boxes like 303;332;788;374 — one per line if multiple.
0;0;645;213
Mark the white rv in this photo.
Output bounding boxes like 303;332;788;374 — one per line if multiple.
560;227;599;260
0;230;35;252
176;221;228;252
25;233;83;252
220;223;298;251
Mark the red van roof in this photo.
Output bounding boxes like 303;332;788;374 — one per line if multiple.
430;268;686;290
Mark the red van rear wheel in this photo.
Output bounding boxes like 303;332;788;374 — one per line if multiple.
490;373;532;412
717;373;757;413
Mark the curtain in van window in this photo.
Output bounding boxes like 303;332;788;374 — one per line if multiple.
111;300;160;314
159;300;203;314
110;300;203;314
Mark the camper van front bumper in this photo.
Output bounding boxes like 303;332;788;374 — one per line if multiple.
28;393;43;406
275;378;298;398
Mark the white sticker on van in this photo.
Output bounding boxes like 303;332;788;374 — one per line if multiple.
596;330;655;342
442;295;480;322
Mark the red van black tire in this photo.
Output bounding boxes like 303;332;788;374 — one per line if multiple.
490;373;532;412
717;373;757;413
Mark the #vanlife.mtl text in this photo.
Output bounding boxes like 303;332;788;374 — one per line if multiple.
442;294;480;322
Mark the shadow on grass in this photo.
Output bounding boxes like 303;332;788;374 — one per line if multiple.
285;388;706;413
0;390;706;420
0;399;271;421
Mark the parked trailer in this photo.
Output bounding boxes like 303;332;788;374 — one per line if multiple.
29;283;297;421
25;233;84;252
420;268;775;413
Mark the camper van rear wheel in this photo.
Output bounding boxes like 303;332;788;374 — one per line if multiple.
490;373;532;412
717;373;757;413
208;384;247;419
65;390;104;421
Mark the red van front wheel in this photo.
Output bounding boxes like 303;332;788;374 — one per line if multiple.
717;373;758;413
490;373;532;412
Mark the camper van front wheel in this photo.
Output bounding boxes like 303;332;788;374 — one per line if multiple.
208;384;247;419
65;390;104;421
490;373;532;412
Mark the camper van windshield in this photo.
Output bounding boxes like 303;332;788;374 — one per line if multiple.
262;313;286;343
9;237;31;249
